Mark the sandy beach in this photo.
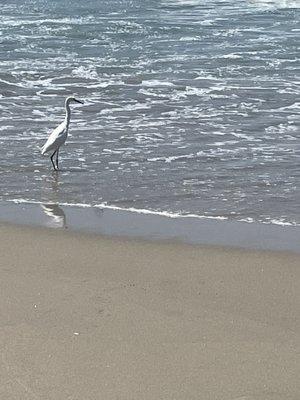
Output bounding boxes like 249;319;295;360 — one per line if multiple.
0;223;299;400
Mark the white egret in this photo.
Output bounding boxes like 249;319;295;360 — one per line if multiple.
41;96;84;170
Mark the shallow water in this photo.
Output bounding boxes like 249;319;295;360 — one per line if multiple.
0;0;299;225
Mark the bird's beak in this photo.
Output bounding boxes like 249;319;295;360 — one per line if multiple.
74;99;84;104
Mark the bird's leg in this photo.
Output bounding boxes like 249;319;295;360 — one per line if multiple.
55;148;59;170
50;151;57;170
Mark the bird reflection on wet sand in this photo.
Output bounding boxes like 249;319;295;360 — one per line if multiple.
41;203;67;229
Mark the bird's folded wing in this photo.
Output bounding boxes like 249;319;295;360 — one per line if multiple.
41;122;66;154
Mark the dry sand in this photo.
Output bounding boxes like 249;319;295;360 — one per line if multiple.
0;223;299;400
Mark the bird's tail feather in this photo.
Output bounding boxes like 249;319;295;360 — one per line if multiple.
41;144;47;155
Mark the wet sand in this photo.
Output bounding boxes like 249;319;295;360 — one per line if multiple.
0;223;299;400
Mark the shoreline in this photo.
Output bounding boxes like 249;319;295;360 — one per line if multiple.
1;223;299;399
0;200;299;254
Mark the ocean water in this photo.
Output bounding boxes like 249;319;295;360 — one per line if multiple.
0;0;299;226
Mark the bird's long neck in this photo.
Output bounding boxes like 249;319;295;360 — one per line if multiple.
65;102;71;129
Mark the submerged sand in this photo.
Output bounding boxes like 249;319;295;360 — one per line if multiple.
0;223;299;400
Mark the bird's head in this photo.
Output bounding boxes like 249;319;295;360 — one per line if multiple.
65;96;84;106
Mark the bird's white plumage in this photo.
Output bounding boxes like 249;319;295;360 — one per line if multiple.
41;120;68;155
